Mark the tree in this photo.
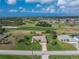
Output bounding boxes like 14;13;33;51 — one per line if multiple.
51;40;57;45
36;21;52;27
2;28;6;32
24;35;31;45
0;26;6;33
51;31;57;39
45;29;52;33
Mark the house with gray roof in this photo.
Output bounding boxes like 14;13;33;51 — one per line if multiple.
57;35;72;42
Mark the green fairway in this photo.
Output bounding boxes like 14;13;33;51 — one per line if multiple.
49;55;79;59
17;27;56;31
0;55;41;59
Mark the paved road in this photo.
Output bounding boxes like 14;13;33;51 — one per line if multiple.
0;50;79;55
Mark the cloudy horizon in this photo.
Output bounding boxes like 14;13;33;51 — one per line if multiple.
0;0;79;17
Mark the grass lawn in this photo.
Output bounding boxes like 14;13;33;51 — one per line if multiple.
32;41;41;50
13;41;41;50
0;55;41;59
46;34;76;50
49;55;79;59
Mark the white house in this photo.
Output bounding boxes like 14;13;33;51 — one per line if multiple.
57;35;72;42
73;36;79;42
69;36;79;49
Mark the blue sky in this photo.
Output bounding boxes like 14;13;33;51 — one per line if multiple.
0;0;79;17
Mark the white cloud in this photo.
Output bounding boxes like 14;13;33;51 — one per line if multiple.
50;9;55;13
57;0;79;7
57;0;66;6
36;4;41;7
25;0;54;4
46;7;50;11
68;0;79;7
9;9;18;12
57;0;79;13
40;0;53;4
25;0;38;3
45;5;55;13
23;7;55;13
7;0;16;4
21;8;27;12
18;7;27;12
19;7;24;10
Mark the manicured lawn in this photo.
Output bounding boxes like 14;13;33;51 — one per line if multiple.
46;34;76;50
0;55;41;59
49;55;79;59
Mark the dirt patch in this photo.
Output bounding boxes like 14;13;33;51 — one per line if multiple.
0;30;31;50
56;28;79;34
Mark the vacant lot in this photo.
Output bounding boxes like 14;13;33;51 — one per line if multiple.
56;28;79;34
0;30;41;50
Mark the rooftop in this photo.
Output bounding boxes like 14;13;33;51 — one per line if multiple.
58;35;71;40
75;36;79;39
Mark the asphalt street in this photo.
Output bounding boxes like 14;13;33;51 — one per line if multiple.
0;50;79;55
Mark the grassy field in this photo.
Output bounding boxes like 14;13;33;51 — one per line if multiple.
0;55;41;59
17;27;56;31
49;55;79;59
46;34;76;50
0;19;24;26
13;41;41;50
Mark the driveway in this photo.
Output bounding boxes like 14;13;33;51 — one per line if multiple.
40;43;47;51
